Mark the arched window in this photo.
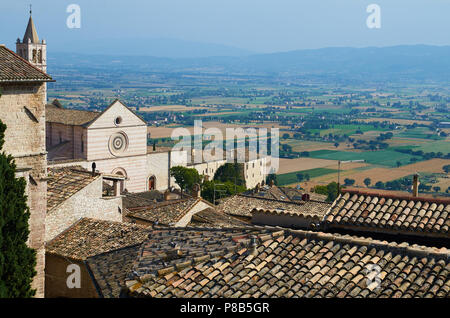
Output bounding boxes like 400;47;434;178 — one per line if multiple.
32;49;37;63
37;49;42;63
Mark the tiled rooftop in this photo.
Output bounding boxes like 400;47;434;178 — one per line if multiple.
46;218;150;261
323;190;450;238
123;191;165;209
126;197;213;226
188;208;249;228
47;166;100;212
124;227;449;298
218;194;331;219
46;103;99;126
244;185;327;203
252;199;332;220
0;45;52;82
86;244;142;298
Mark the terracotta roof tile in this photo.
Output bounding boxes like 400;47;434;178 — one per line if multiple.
122;227;449;298
47;166;100;211
122;191;165;209
45;218;150;261
218;194;331;218
86;244;142;298
0;45;52;82
126;197;213;226
46;104;99;126
244;185;327;203
188;208;249;228
324;190;450;238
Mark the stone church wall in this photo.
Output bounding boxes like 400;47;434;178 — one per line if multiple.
0;82;47;297
46;177;122;241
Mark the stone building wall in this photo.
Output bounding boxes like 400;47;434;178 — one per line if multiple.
46;177;122;241
244;157;267;189
0;82;47;297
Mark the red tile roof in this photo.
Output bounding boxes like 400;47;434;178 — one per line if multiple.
0;45;52;83
45;218;150;261
47;166;100;212
124;227;450;298
323;190;450;238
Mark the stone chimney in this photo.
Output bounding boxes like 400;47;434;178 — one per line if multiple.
269;179;274;187
249;235;258;256
164;189;170;201
412;173;419;197
192;183;201;198
254;183;261;193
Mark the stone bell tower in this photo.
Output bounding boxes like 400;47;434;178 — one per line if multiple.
16;6;47;73
16;6;47;101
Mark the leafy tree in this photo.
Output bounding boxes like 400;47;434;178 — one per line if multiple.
363;178;371;187
313;182;339;203
201;180;246;204
266;173;278;186
443;165;450;173
433;186;441;193
326;182;339;202
344;178;355;186
396;161;402;168
213;162;245;187
170;166;202;194
0;120;37;297
375;181;384;189
334;142;339;148
296;173;310;182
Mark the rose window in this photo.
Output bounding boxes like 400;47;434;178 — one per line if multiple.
109;132;128;156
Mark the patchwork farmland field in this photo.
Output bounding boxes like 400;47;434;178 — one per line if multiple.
277;168;338;186
308;149;423;167
276;157;338;174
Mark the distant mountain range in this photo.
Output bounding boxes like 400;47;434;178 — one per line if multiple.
49;45;450;84
51;37;254;58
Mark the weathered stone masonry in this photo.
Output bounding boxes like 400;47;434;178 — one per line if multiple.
0;82;47;297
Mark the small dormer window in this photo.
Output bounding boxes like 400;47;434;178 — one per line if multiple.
115;117;122;125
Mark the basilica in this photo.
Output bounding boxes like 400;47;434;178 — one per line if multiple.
0;11;268;297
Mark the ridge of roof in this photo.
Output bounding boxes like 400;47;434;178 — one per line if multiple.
0;46;52;83
85;99;147;128
251;207;325;220
47;166;101;212
341;188;450;205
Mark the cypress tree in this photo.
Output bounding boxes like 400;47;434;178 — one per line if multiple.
0;120;36;297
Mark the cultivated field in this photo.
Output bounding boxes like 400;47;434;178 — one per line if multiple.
148;121;290;139
276;158;338;174
140;105;209;112
283;158;450;189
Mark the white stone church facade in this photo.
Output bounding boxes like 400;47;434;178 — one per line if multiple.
46;99;268;192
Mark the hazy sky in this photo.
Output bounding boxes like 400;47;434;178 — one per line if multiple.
1;0;449;54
